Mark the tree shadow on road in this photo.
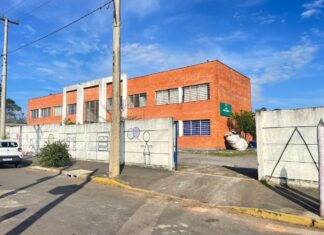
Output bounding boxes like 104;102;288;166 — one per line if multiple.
0;208;26;223
262;181;319;215
0;166;70;200
5;169;98;235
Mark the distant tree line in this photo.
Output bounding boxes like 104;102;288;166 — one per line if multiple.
0;84;26;124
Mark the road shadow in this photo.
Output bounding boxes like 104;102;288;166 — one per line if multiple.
0;166;70;200
5;169;98;235
0;158;33;169
0;208;26;223
262;181;319;215
223;166;258;180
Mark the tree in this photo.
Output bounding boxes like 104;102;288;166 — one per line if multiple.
6;98;26;124
228;110;256;139
0;84;26;124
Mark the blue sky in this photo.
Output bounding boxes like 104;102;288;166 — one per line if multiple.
0;0;323;113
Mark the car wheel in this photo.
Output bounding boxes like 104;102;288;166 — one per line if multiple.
14;163;19;168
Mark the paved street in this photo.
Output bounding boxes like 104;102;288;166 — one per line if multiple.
0;166;322;235
178;152;258;169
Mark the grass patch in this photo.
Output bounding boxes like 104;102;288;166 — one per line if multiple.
208;149;257;157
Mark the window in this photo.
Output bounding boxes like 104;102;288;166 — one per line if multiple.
53;106;62;116
84;100;98;123
183;120;210;136
183;83;209;103
41;108;51;118
107;97;123;111
31;109;39;119
68;104;77;115
128;93;146;108
156;88;178;105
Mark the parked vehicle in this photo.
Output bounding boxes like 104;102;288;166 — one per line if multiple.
0;140;23;168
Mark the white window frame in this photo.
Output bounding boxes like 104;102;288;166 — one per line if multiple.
183;83;210;103
183;119;211;136
156;88;179;105
53;106;62;117
128;93;147;108
41;107;51;118
31;109;39;119
68;103;77;115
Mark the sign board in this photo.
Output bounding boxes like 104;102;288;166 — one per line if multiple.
220;103;232;117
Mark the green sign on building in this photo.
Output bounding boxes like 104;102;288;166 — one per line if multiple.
220;103;232;117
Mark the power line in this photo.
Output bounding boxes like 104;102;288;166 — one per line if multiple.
3;0;113;56
17;0;55;20
2;0;28;15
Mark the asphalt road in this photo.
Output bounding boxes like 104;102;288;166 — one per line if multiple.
178;152;258;168
0;166;321;235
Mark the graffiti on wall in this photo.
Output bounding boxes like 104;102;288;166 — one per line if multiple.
141;131;152;165
127;127;154;165
127;127;140;140
97;134;109;151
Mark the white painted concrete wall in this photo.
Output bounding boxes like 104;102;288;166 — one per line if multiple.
256;107;324;187
7;118;174;170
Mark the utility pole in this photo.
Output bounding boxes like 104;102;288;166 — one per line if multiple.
109;0;121;178
0;16;19;139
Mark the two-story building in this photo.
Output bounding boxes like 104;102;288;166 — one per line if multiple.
28;60;251;149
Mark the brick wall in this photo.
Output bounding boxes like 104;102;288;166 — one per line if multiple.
28;93;63;125
27;61;252;149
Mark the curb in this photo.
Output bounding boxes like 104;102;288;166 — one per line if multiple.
28;166;62;174
28;166;324;229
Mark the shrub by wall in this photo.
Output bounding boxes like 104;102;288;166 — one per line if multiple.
37;141;71;167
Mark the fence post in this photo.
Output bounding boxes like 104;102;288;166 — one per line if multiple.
318;119;324;216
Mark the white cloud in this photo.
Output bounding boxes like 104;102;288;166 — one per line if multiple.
304;0;324;8
302;0;324;18
103;38;318;106
24;25;36;34
233;11;285;25
301;9;321;18
36;67;56;75
194;31;249;44
124;0;160;17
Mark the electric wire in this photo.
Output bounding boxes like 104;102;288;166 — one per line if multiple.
2;0;28;15
1;0;113;56
17;0;55;20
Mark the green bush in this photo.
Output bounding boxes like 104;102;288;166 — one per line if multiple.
37;141;71;167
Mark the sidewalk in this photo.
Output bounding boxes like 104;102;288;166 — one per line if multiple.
53;159;320;220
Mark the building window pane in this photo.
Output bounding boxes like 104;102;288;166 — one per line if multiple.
183;83;209;103
128;93;146;108
139;93;146;107
107;98;113;111
68;104;77;115
53;106;62;116
41;107;51;118
31;109;39;119
107;97;123;111
169;88;178;104
156;88;178;105
84;100;98;123
183;120;210;136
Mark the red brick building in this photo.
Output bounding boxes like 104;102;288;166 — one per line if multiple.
28;61;251;149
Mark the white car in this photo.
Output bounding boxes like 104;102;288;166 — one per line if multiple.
0;140;23;168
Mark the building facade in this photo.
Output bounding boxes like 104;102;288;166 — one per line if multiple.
28;61;251;149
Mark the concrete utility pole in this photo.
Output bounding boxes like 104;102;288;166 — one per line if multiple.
318;119;324;216
109;0;121;178
0;16;19;139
